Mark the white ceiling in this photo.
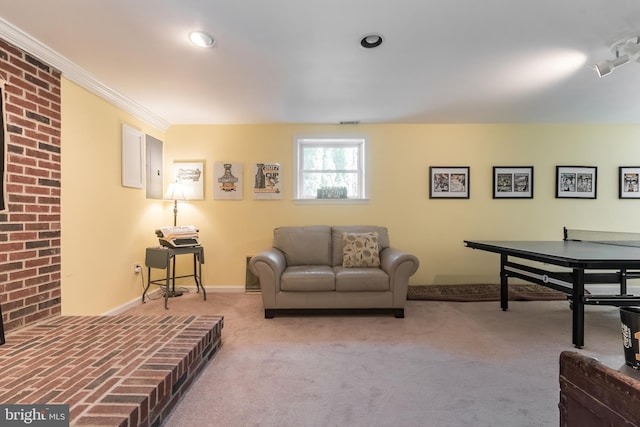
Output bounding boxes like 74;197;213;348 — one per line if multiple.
2;0;640;126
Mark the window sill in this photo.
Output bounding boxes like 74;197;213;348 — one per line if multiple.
293;198;370;205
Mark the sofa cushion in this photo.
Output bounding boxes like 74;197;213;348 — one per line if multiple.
334;267;389;291
274;225;332;266
281;266;336;291
342;232;380;268
332;226;389;266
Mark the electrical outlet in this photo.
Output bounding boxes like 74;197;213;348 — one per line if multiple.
134;264;142;273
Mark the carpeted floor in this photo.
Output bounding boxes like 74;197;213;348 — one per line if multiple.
407;283;568;301
123;291;625;427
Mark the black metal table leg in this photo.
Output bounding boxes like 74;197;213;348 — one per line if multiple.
621;268;628;295
500;253;509;311
572;268;585;348
194;251;206;300
142;266;152;303
165;254;171;309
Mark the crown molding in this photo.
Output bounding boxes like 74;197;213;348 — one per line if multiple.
0;18;171;131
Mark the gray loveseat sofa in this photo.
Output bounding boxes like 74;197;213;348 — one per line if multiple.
249;225;420;318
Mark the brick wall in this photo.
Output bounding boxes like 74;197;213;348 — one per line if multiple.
0;38;62;332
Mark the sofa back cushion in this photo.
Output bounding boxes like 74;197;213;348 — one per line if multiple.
331;226;389;266
273;225;332;266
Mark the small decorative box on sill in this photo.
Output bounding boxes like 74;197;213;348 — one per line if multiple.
317;187;348;199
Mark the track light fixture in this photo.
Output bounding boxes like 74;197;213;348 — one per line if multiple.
595;34;640;77
595;53;629;77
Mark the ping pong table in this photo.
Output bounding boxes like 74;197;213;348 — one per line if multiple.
465;228;640;348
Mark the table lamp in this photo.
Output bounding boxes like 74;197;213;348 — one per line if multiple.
164;182;187;226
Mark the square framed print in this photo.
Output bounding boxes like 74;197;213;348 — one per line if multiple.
556;166;597;199
214;162;243;200
620;166;640;199
493;166;533;199
172;161;204;200
429;166;470;199
253;162;282;200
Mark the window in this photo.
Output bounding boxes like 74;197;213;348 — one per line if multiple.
294;136;368;201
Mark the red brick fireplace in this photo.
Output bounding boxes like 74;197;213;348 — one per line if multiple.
0;37;61;333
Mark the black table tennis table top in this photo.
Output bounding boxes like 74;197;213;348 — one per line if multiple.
464;239;640;269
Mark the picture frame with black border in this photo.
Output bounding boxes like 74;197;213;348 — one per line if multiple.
619;166;640;199
429;166;470;199
493;166;534;199
556;166;597;199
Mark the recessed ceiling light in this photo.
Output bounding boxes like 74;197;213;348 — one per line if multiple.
360;34;383;49
189;31;215;48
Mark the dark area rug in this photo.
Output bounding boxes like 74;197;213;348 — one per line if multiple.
407;284;569;302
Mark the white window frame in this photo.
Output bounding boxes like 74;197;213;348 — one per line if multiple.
294;136;369;203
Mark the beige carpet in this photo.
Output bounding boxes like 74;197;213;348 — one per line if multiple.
407;283;568;302
124;290;625;427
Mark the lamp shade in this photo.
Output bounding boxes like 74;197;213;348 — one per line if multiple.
164;182;187;201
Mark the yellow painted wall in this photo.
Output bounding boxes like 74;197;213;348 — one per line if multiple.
60;79;165;315
165;123;640;289
60;76;640;315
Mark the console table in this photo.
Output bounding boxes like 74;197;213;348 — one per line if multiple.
143;246;206;309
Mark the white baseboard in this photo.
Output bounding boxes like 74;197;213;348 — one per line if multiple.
201;286;246;293
102;293;158;316
104;284;638;317
102;286;247;316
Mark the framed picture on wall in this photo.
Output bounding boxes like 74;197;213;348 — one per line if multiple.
556;166;597;199
493;166;534;199
253;162;282;199
619;166;640;199
214;162;243;200
171;161;204;200
429;166;470;199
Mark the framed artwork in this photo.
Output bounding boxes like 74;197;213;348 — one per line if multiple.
556;166;597;199
493;166;534;199
620;166;640;199
214;162;243;200
172;161;204;200
253;163;281;200
429;166;470;199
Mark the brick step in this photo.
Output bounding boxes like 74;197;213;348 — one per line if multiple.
0;314;223;426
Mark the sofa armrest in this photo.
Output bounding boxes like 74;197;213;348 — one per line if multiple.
249;249;286;309
380;247;420;307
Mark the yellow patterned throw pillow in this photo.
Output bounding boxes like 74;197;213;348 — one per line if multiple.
342;232;380;268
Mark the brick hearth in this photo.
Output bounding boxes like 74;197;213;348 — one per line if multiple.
0;314;223;426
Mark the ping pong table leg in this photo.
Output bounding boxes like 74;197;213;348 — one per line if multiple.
620;268;628;295
500;253;509;311
572;268;585;348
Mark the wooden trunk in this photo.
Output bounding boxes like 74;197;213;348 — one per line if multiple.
559;351;640;426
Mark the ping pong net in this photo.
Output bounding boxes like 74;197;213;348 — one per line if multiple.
564;227;640;248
